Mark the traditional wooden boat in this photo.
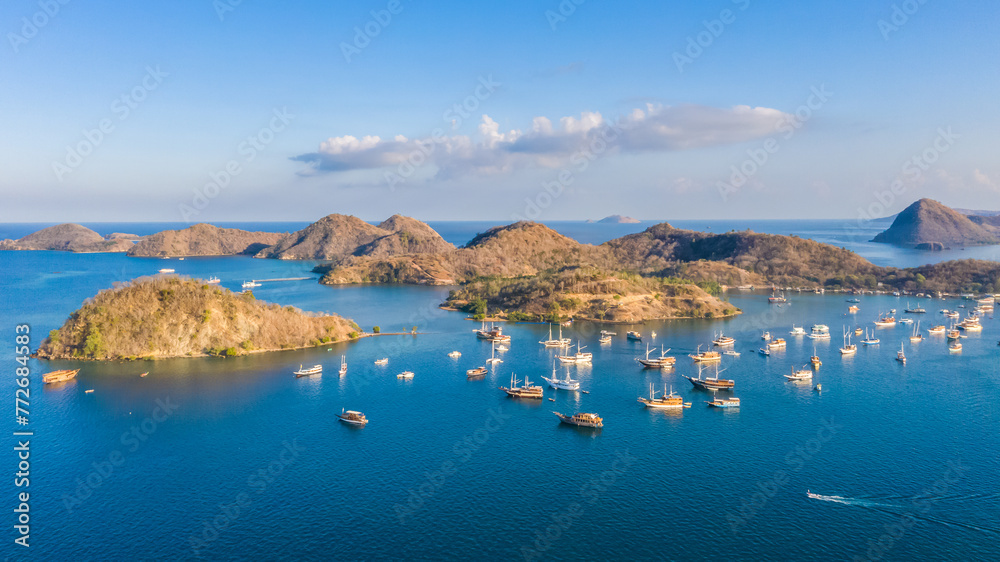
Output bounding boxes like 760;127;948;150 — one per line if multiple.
689;344;722;363
949;342;962;353
397;371;415;379
339;355;348;376
706;396;741;408
626;331;642;341
556;342;592;364
637;384;690;409
683;365;734;390
499;373;543;399
785;366;813;381
712;332;735;346
337;409;368;426
554;411;603;428
767;338;787;350
542;363;580;390
635;344;675;369
293;364;322;377
466;366;488;378
374;358;389;366
896;344;906;364
927;325;946;335
539;323;572;348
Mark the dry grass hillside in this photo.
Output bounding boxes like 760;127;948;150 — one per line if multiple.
36;277;359;360
127;223;284;257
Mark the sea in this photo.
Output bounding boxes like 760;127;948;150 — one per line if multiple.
1;220;998;561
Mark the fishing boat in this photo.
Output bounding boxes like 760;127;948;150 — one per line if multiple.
554;411;603;428
374;358;389;366
486;341;503;365
896;343;906;364
598;335;612;345
339;355;348;376
768;290;787;304
542;362;580;390
499;373;544;399
860;328;879;345
42;369;80;384
539;323;571;348
683;364;735;390
789;326;806;336
293;364;322;377
712;332;736;346
466;366;488;378
767;338;787;350
636;344;675;369
397;371;415;379
840;329;857;355
556;342;592;364
626;331;642;341
637;384;690;409
785;366;813;381
808;325;831;339
928;325;946;335
242;280;260;289
448;351;461;358
909;321;923;342
706;396;741;408
689;344;722;363
758;347;770;356
158;268;175;274
949;342;962;353
337;409;368;426
206;276;221;284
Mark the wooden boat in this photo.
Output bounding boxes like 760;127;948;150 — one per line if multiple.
904;303;926;313
947;328;961;340
539;323;572;348
206;276;221;284
949;342;962;353
598;335;612;345
767;338;787;350
635;344;675;369
626;331;642;341
909;321;923;342
689;344;722;363
466;366;488;378
541;362;580;390
706;396;741;408
896;343;906;364
848;305;860;313
840;329;857;355
293;364;322;377
158;268;175;274
337;409;368;426
554;411;603;428
859;328;879;345
712;332;735;346
499;373;544;399
810;354;822;368
928;325;946;335
683;365;734;390
761;331;771;341
637;384;690;409
475;322;511;343
339;355;348;376
854;327;864;336
556;342;592;364
374;358;389;366
768;290;787;303
873;314;897;327
397;371;415;379
785;366;813;381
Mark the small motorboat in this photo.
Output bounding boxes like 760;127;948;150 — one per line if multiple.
337;409;368;427
448;351;461;358
397;371;415;379
374;358;389;366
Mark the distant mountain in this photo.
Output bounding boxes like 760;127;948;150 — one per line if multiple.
872;199;1000;248
953;208;1000;217
127;224;284;257
0;223;134;252
256;214;453;260
597;215;640;224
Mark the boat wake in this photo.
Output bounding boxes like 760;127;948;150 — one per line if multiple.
807;491;1000;536
806;493;894;508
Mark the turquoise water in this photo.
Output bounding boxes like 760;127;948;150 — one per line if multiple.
2;243;999;560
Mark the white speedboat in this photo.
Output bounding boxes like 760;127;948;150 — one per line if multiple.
242;280;261;289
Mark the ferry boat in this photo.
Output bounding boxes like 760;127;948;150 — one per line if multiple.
206;276;221;284
789;326;806;336
158;268;175;274
767;338;787;350
556;342;592;364
539;323;571;348
689;344;722;363
808;325;831;339
448;351;461;358
242;280;261;289
293;364;322;377
683;365;735;390
784;367;813;381
860;328;879;345
949;342;962;353
466;366;488;378
499;373;544;399
896;343;906;364
339;355;348;376
927;325;946;335
374;358;389;366
712;332;736;346
554;411;603;428
706;396;741;408
873;314;896;327
542;363;580;390
337;409;368;427
397;371;415;379
42;369;80;384
637;384;690;409
626;331;642;341
636;344;675;369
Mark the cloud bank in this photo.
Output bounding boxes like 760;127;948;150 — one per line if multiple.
292;104;792;178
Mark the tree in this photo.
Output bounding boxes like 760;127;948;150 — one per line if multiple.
373;326;381;334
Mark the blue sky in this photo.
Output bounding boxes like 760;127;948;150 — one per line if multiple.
2;0;999;222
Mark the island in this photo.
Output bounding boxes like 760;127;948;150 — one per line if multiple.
0;223;137;252
36;277;360;360
872;198;1000;248
127;224;285;257
597;215;641;224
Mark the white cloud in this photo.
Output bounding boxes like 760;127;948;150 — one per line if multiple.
292;104;793;178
